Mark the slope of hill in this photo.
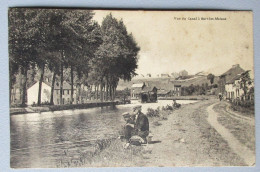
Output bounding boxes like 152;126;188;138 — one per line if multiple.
117;75;219;91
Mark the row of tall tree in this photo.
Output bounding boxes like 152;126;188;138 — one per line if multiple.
9;8;139;106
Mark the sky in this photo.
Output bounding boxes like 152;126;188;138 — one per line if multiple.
93;10;254;77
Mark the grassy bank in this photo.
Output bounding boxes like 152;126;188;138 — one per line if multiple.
230;102;254;117
56;138;151;168
213;103;255;152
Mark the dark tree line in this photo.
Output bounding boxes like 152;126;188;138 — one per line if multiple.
181;83;218;96
9;9;139;106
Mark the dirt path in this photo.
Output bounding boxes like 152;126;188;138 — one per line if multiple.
207;103;255;166
136;99;246;166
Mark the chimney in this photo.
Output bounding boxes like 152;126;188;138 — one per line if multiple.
232;64;240;68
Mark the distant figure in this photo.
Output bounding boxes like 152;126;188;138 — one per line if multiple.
173;100;181;108
219;93;222;101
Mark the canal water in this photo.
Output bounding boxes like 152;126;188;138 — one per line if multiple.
10;100;197;168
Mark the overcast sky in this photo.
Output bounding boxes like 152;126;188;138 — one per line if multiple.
93;11;253;77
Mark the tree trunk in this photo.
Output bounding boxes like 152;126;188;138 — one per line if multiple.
113;85;117;101
106;77;109;101
79;84;82;104
70;65;74;104
50;71;56;105
96;84;99;101
111;85;113;101
100;81;104;102
21;66;28;106
106;83;109;101
37;64;45;106
109;84;112;101
94;85;96;100
60;63;63;105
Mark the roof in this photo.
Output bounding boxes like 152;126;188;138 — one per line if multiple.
226;70;251;84
54;81;76;90
195;71;209;76
132;83;144;88
142;86;157;92
157;89;171;95
226;74;242;84
27;81;51;90
221;64;245;83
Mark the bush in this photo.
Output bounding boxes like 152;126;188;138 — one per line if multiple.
232;99;254;108
146;108;160;117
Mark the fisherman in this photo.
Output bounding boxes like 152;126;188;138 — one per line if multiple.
132;105;149;144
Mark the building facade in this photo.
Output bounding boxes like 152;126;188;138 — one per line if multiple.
131;83;145;99
54;81;77;105
173;85;182;96
225;71;254;101
27;81;51;105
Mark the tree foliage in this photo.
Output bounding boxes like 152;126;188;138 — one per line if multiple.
207;73;215;85
9;9;139;105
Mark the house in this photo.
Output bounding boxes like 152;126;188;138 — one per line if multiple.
225;71;254;101
218;64;245;95
173;85;182;96
27;81;51;105
131;83;146;99
130;83;158;102
140;86;158;103
54;81;77;105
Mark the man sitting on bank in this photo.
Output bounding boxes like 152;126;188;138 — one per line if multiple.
122;105;149;145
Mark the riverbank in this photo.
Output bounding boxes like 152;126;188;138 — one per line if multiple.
11;98;254;167
10;101;116;115
75;98;252;167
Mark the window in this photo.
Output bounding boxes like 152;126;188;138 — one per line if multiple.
67;90;69;95
63;90;65;95
62;98;65;104
57;99;59;104
56;90;59;94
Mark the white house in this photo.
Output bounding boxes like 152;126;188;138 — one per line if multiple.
27;81;51;105
225;71;254;100
131;83;145;99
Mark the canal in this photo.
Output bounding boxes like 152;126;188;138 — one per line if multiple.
10;100;197;168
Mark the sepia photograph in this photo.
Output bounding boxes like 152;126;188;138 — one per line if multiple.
9;9;255;168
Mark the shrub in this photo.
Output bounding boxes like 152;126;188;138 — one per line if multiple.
146;108;160;117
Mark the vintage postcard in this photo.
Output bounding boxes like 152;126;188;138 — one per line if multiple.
9;9;254;168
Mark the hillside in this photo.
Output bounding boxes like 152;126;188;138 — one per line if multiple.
117;75;219;91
